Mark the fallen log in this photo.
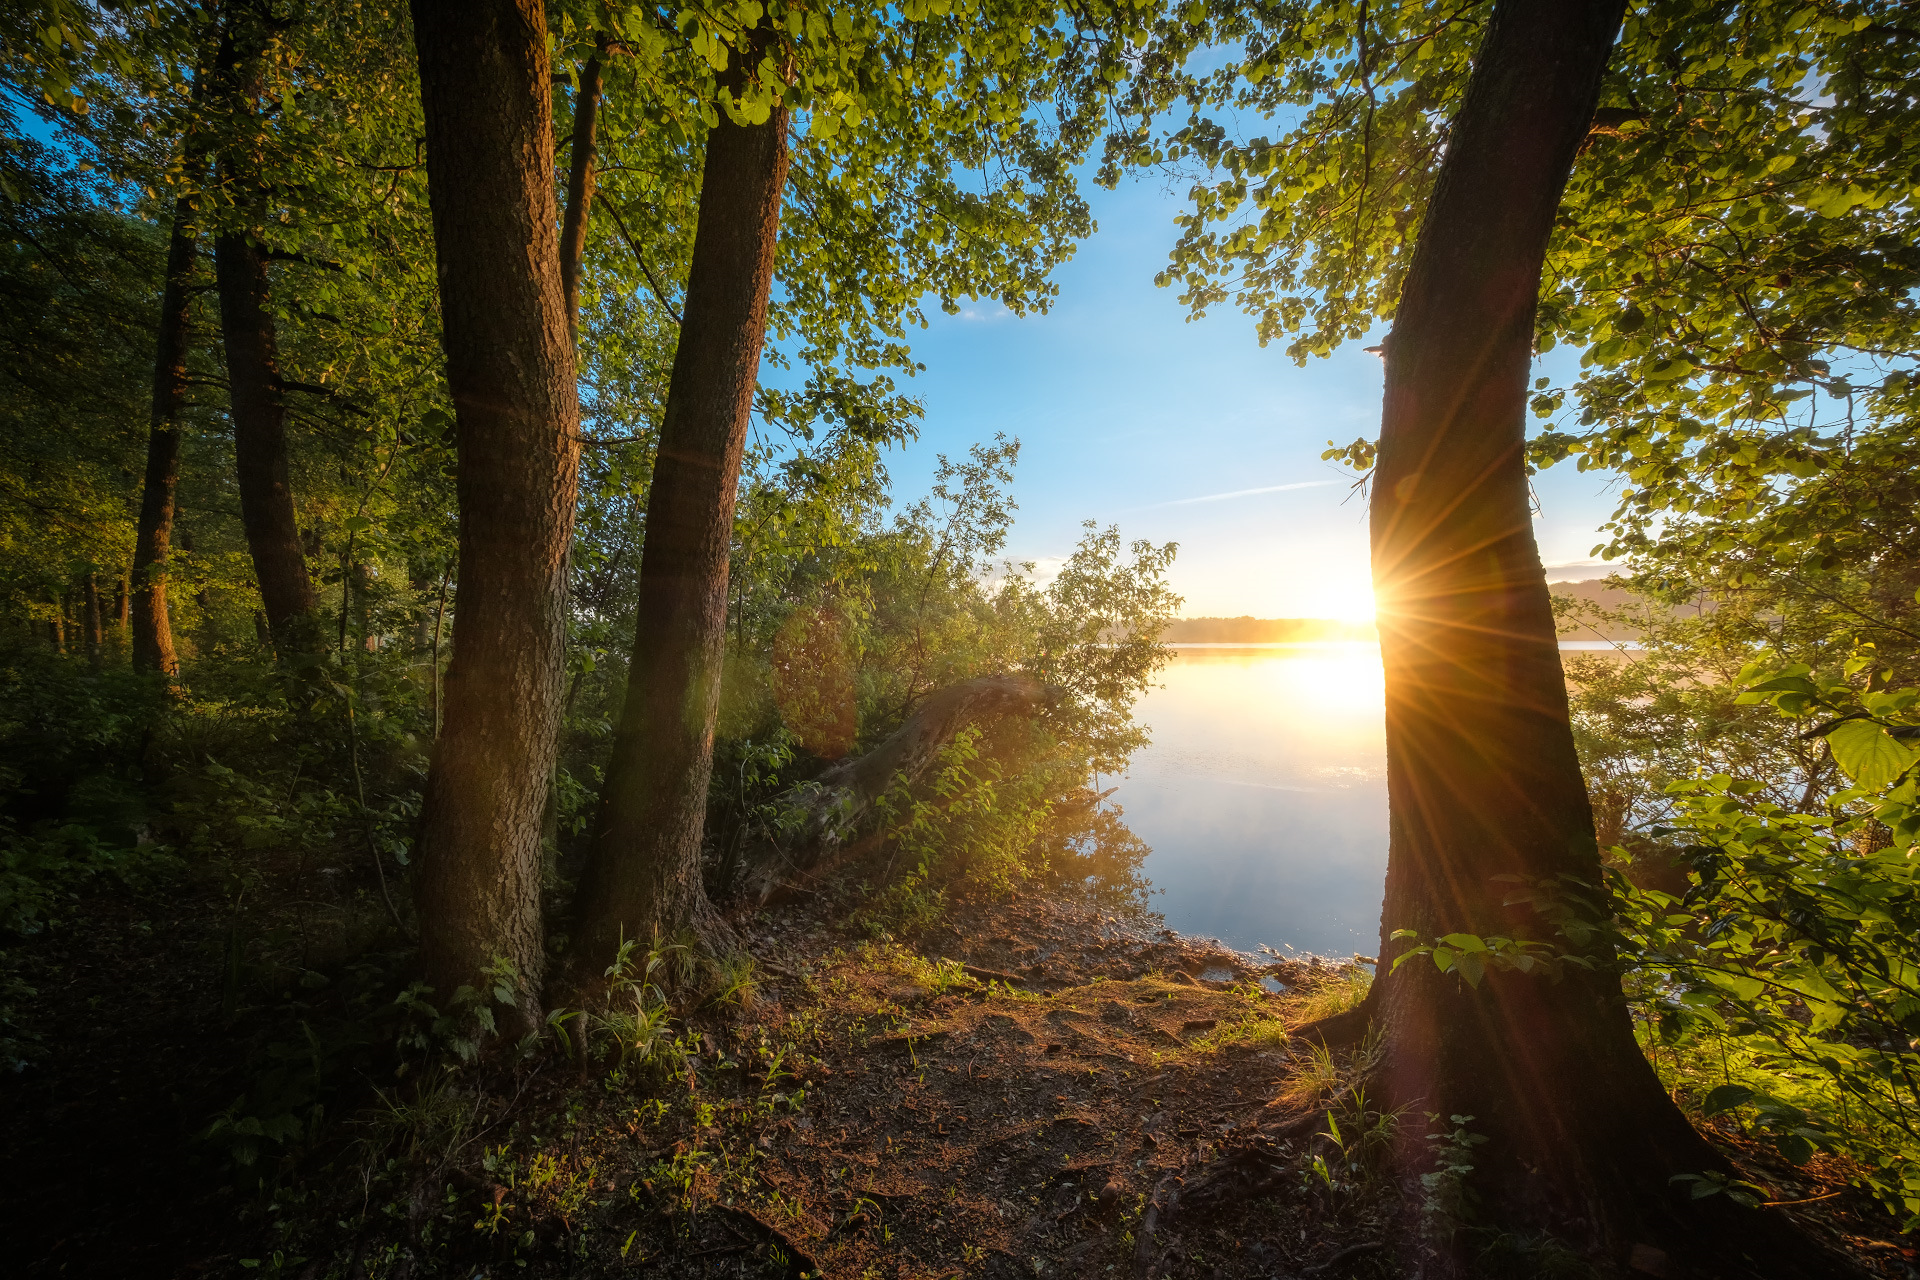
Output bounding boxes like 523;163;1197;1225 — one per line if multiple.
732;674;1054;906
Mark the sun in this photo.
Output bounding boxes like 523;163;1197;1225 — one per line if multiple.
1308;580;1378;623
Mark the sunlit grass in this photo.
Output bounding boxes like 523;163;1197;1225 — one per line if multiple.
1280;965;1372;1025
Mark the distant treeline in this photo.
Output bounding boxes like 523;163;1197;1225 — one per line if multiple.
1161;616;1378;642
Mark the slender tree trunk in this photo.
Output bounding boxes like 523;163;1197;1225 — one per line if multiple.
557;51;602;334
131;67;212;678
1363;0;1816;1269
216;224;315;639
48;592;65;654
572;56;789;974
113;577;128;630
410;0;581;1025
211;15;315;643
82;573;104;668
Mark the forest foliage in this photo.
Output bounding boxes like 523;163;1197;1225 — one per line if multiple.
3;0;1920;1255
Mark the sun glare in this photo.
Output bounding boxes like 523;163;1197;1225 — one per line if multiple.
1306;582;1378;624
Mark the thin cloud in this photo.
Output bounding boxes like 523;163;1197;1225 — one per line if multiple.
1142;480;1338;510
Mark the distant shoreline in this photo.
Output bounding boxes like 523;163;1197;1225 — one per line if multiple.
1171;580;1662;645
1163;616;1377;642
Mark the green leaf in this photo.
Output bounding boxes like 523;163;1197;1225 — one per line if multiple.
1438;932;1489;953
1701;1084;1755;1116
1826;718;1914;789
1455;950;1486;987
1745;675;1817;695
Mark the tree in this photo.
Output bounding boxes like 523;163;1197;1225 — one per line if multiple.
1128;0;1869;1266
210;3;317;645
556;45;601;333
569;0;1161;976
409;0;580;1024
129;53;212;677
1357;0;1726;1260
573;26;789;965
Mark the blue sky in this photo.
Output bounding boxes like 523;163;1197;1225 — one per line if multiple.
873;171;1625;619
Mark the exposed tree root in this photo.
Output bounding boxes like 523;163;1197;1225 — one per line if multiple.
713;1204;825;1280
1303;1239;1385;1274
1138;1058;1870;1280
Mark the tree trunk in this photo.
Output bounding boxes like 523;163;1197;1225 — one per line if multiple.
732;675;1053;906
48;592;65;655
130;67;212;678
572;56;789;973
557;51;602;334
216;224;315;640
211;16;315;644
82;573;104;668
409;0;581;1027
1364;0;1828;1270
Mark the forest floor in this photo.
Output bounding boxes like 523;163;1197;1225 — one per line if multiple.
3;882;1916;1280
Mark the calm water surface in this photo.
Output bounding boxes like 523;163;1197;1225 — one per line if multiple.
1112;640;1640;957
1113;643;1389;959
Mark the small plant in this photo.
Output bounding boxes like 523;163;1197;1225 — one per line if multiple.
594;932;687;1079
1279;1039;1343;1108
1421;1113;1488;1235
707;950;760;1011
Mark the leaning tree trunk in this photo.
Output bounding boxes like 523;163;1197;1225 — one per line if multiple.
131;66;213;678
1362;0;1833;1272
557;50;602;334
410;0;581;1028
734;675;1053;905
572;51;789;974
213;17;316;644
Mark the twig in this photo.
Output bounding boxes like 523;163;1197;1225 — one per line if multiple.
1304;1240;1386;1274
595;194;683;324
345;700;408;936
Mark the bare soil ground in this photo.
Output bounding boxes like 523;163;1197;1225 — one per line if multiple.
3;888;1914;1279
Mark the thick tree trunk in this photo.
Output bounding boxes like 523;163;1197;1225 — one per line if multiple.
573;60;789;972
1363;1;1829;1271
733;675;1053;905
212;17;315;643
410;0;581;1026
557;52;602;333
130;72;211;678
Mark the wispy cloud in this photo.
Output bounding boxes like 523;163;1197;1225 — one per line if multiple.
1141;480;1338;510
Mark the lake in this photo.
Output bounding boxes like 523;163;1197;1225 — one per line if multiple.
1111;640;1639;958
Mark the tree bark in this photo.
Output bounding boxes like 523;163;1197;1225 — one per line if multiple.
130;67;212;678
557;51;602;334
212;14;315;644
1363;1;1827;1269
216;226;315;639
410;0;581;1026
573;56;789;972
82;572;104;668
733;675;1054;905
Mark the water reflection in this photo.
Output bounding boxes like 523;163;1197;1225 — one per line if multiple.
1113;643;1390;958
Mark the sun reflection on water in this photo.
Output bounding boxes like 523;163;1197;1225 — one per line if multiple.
1110;643;1391;958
